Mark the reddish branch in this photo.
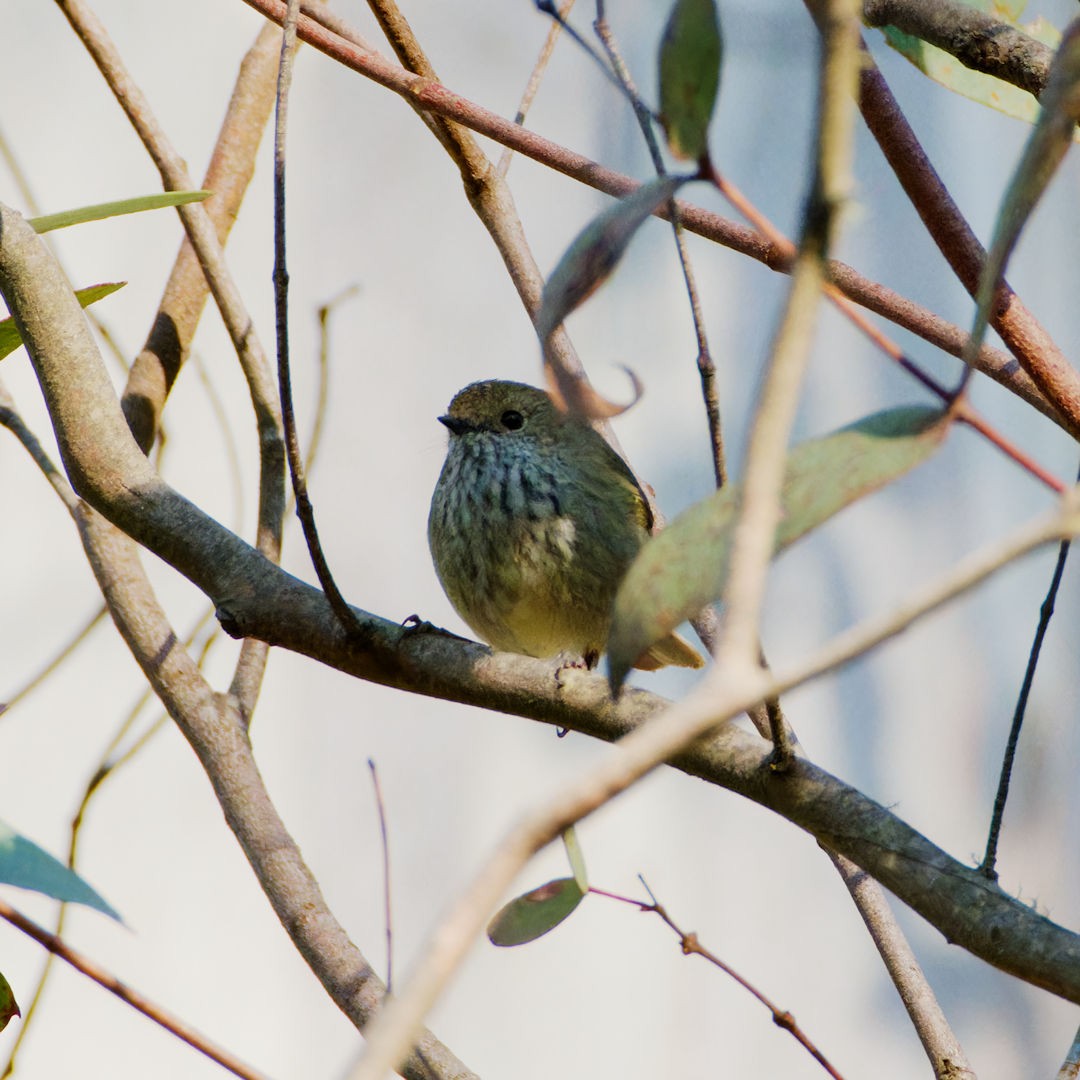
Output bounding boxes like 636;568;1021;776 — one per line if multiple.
236;0;1069;433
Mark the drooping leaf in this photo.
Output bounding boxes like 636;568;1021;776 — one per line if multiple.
536;175;689;345
658;0;723;161
608;406;951;690
0;820;121;921
28;190;211;234
0;971;19;1033
561;826;589;892
487;878;586;947
966;19;1080;369
0;282;125;363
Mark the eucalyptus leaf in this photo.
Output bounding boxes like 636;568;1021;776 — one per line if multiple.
536;175;689;344
0;282;125;363
0;820;121;921
658;0;723;161
0;970;18;1033
487;878;586;947
28;190;211;234
608;406;950;690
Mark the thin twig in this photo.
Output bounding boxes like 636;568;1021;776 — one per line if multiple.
7;193;1080;1016
310;286;358;470
707;163;1065;494
852;39;1080;437
274;0;364;637
341;484;1080;1079
718;0;862;666
240;0;1068;432
56;2;286;731
496;0;575;179
592;2;726;488
0;898;275;1080
0;603;106;716
0;395;80;514
827;853;975;1080
533;0;636;104
980;469;1076;879
368;759;395;993
591;879;846;1079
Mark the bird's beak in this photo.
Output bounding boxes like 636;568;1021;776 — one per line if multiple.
438;414;472;435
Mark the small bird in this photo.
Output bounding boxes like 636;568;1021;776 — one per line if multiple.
428;379;705;672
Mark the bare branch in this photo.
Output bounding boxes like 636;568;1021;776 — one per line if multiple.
56;3;289;723
863;0;1054;98
855;42;1080;437
0;898;274;1080
122;21;282;455
344;484;1080;1077
4;198;1080;1020
721;0;862;664
239;0;1065;431
828;854;975;1080
0;202;473;1080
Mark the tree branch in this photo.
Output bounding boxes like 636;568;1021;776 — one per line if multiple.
863;0;1055;98
56;0;288;725
3;201;1080;1012
854;41;1080;437
235;0;1068;433
0;202;472;1080
121;21;282;455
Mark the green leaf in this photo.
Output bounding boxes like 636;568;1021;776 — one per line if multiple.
608;406;950;690
561;826;588;892
487;878;586;947
537;175;689;344
0;282;125;362
881;7;1077;137
28;190;211;234
0;820;121;921
658;0;723;161
967;20;1080;369
0;971;19;1033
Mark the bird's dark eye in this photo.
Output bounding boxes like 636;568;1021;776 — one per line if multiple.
501;410;524;431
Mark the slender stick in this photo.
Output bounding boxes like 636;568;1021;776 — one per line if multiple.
592;879;846;1079
273;0;363;636
980;475;1076;879
0;603;106;716
0;898;274;1080
827;854;975;1080
496;0;576;179
591;2;727;488
720;0;861;665
853;41;1080;436
342;487;1080;1080
56;0;287;729
368;759;395;993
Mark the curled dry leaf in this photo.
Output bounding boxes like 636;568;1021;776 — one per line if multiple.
543;363;643;420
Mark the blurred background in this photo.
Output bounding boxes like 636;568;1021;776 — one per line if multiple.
1;1;1079;1076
